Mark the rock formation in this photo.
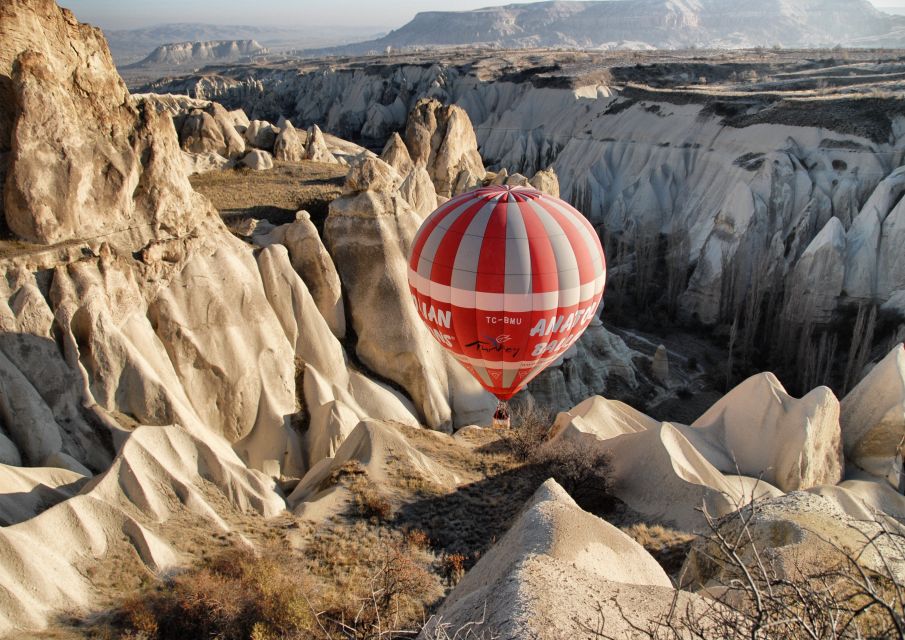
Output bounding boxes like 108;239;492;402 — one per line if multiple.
421;479;704;638
841;344;905;476
324;157;496;429
306;123;340;164
244;119;277;150
403;98;485;197
1;0;208;247
690;373;844;491
273;120;307;162
256;211;346;339
240;149;274;170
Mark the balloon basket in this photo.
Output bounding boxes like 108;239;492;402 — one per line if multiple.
491;400;511;430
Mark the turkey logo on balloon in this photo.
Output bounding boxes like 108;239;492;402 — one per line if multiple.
408;185;606;426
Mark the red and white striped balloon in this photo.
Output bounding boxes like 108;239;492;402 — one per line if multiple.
408;185;606;401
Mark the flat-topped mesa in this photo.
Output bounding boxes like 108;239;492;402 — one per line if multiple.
0;0;210;248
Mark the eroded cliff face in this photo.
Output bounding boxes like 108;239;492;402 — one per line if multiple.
150;61;905;334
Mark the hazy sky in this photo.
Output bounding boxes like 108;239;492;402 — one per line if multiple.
61;0;905;30
61;0;523;30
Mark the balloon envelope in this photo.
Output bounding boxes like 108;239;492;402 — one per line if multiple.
408;185;606;401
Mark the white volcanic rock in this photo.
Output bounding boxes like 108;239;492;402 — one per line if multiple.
257;212;346;339
652;344;670;384
550;395;657;444
0;464;87;526
182;150;229;176
681;492;905;590
399;164;439;216
529;166;560;197
273;121;307;162
305;124;339;164
0;424;283;636
257;245;418;469
547;406;765;530
785;216;846;324
403;98;485;197
240;149;274;170
244;119;277;150
505;172;530;187
843;167;905;303
289;420;460;517
174;103;245;158
325;157;495;429
841;344;905;476
379;132;414;175
147;239;300;471
878;193;905;302
420;479;704;639
229;108;250;129
690;373;843;492
1;1;208;247
604;422;759;530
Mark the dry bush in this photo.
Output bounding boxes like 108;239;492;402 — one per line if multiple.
116;546;316;640
107;530;441;640
354;485;393;522
500;404;553;461
439;553;467;586
531;439;614;512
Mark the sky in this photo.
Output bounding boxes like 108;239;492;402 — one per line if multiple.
60;0;522;30
60;0;905;30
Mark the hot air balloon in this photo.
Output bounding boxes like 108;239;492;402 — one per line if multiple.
407;185;606;424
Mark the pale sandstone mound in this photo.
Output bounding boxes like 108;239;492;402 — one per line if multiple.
173;103;245;158
379;131;414;175
306;124;339;164
0;464;87;526
550;395;657;444
48;233;303;476
529;166;560;197
690;373;843;492
548;398;781;530
146;239;299;471
256;245;417;470
604;422;771;530
288;420;460;520
399;164;439;217
403;98;485;197
256;211;346;339
0;271;111;473
841;344;905;477
182;150;229;175
240;149;273;170
243;119;277;150
681;491;905;590
324;157;495;430
0;424;283;635
420;479;702;639
273;121;307;162
1;0;209;247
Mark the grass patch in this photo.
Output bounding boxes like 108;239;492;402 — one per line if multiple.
190;160;346;233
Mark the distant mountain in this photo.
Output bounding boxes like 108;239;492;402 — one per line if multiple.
317;0;905;54
102;23;384;65
125;39;268;69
